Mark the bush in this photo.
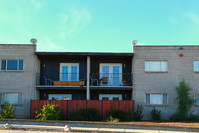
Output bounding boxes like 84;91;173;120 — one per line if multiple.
151;107;161;120
170;80;195;121
106;109;132;121
35;103;62;120
106;116;120;122
187;114;199;121
70;108;100;121
133;105;144;121
0;102;16;119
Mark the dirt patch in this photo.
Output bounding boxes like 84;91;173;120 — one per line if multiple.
116;121;199;128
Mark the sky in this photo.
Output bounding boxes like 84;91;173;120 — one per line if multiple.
0;0;199;52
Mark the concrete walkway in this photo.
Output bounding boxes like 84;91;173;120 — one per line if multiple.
0;123;199;133
0;129;198;133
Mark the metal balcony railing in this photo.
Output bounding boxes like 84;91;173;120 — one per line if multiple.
90;73;133;86
36;73;133;87
36;73;86;86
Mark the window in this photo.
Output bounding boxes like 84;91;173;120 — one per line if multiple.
194;61;199;72
195;94;199;105
48;94;72;100
146;94;167;105
60;63;79;81
1;60;24;71
99;63;122;85
0;93;22;104
99;94;122;100
145;61;168;72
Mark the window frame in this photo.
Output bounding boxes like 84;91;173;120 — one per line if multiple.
193;61;199;72
194;93;199;105
48;94;72;100
146;93;168;105
1;60;24;71
59;63;79;81
99;94;122;100
145;61;168;72
0;93;23;105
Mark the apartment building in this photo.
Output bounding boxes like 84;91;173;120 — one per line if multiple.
1;43;199;120
0;44;37;118
133;44;199;119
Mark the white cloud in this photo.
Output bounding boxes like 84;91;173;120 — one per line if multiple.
188;13;199;25
57;7;91;39
30;0;42;12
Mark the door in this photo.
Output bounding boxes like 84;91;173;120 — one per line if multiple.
99;94;122;100
100;63;122;85
60;63;79;81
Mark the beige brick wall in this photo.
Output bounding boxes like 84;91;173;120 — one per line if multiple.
0;44;36;118
133;45;199;120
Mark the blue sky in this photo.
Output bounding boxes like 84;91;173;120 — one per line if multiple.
0;0;199;52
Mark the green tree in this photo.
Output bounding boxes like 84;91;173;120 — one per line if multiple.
171;79;195;120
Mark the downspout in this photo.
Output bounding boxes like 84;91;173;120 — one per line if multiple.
132;40;137;100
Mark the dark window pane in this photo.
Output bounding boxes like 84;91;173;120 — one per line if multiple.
18;93;22;104
196;95;199;105
1;60;6;70
7;60;18;70
163;94;167;104
19;60;23;70
0;93;5;104
146;94;150;104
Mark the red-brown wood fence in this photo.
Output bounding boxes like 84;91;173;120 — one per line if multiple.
30;100;134;120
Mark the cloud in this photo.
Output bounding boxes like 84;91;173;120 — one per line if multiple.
57;7;91;39
188;13;199;25
30;0;42;12
37;36;69;52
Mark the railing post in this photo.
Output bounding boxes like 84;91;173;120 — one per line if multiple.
87;56;90;100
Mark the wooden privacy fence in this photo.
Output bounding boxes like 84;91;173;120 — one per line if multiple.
31;100;134;120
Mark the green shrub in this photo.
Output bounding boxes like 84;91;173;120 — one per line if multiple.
106;109;132;121
106;116;120;122
170;80;195;121
133;105;144;121
151;107;161;120
187;114;199;121
0;102;16;119
35;103;62;120
70;108;100;121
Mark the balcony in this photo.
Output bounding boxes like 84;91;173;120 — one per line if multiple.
90;73;133;87
36;73;86;87
36;73;133;88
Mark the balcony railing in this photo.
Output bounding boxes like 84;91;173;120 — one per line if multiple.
36;73;133;87
36;73;86;86
90;73;133;86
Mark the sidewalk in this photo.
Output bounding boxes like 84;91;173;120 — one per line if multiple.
0;119;199;132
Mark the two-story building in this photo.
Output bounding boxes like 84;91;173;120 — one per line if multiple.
1;42;199;120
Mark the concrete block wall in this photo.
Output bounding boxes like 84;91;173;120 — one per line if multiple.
133;45;199;120
0;44;36;118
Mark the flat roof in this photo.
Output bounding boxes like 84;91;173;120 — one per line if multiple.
135;45;199;47
35;52;133;56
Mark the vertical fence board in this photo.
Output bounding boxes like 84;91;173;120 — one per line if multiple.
87;100;102;119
